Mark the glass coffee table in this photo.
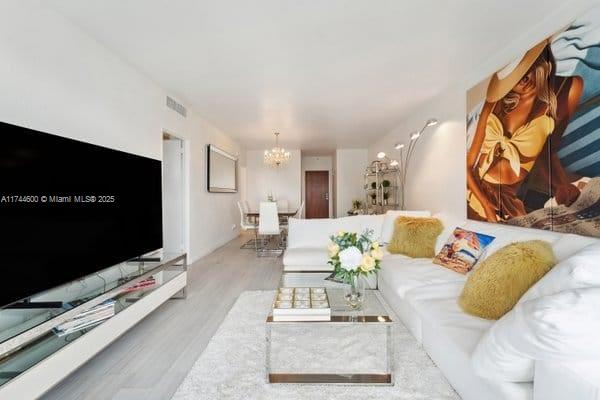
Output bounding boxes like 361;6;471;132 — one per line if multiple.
266;280;395;385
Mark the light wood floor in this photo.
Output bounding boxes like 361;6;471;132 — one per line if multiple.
42;234;282;400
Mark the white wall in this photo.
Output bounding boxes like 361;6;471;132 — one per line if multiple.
301;156;333;217
245;149;302;210
368;93;465;216
0;1;241;263
335;149;368;217
0;1;163;160
162;107;242;261
368;0;598;218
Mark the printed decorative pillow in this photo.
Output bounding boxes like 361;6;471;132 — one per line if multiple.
433;227;495;274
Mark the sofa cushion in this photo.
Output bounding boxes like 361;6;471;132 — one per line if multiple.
347;214;385;236
550;233;599;261
287;215;384;249
282;248;331;269
378;277;424;342
472;288;600;383
388;216;443;258
287;218;338;248
535;361;600;400
407;283;530;400
462;221;562;263
407;282;494;353
380;210;431;243
520;242;600;303
378;257;467;299
381;247;409;260
458;240;556;320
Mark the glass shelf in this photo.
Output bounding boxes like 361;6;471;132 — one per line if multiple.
365;186;398;191
0;267;184;387
364;162;401;214
365;167;400;174
0;252;184;347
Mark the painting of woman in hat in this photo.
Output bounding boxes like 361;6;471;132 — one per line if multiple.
467;39;584;223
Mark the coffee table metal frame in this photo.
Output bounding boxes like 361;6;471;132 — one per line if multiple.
265;286;395;385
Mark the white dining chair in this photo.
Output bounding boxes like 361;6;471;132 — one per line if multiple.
276;199;289;228
237;201;258;250
276;199;289;211
257;201;283;256
295;201;305;219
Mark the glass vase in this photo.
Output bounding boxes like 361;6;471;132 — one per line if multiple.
344;274;364;310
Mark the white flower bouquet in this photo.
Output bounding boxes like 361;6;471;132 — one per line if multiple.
327;229;382;308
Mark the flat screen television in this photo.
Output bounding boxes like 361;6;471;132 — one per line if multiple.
0;121;163;307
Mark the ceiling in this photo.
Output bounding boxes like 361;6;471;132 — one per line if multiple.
48;0;567;150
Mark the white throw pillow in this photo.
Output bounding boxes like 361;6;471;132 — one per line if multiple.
519;242;600;304
379;210;430;243
472;288;600;382
550;233;599;262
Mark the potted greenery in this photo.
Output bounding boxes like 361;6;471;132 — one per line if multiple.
381;179;391;188
370;181;377;190
383;191;390;206
370;193;377;205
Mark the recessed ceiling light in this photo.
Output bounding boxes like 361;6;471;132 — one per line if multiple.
410;132;420;140
377;152;386;159
394;143;405;150
426;118;438;127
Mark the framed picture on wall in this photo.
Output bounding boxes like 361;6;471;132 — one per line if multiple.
207;144;238;193
466;5;600;237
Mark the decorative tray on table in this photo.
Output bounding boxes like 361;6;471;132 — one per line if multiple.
272;287;331;321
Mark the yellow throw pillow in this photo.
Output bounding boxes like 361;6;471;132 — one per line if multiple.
458;240;556;320
387;216;443;258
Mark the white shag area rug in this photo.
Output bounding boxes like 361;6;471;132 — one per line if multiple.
172;291;459;400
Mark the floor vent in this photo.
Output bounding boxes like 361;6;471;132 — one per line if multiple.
167;96;187;117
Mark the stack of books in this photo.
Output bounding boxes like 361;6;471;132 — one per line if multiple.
272;287;331;321
53;299;115;337
122;277;157;293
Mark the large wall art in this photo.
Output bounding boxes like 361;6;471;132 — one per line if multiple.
466;6;600;237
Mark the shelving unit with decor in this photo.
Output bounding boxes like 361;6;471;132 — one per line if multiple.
0;252;187;399
364;162;401;214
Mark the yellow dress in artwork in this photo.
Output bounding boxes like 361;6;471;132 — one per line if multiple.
468;112;555;220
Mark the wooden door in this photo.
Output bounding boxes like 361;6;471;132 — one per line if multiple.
305;171;329;219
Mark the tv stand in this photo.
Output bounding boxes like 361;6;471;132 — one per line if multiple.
128;256;162;262
5;301;63;309
0;252;187;399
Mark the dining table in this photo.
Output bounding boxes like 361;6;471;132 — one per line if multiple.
245;208;298;218
246;208;298;225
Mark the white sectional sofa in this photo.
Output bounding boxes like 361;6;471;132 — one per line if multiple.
283;215;385;271
282;211;600;400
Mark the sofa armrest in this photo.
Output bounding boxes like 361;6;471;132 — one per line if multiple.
534;360;600;400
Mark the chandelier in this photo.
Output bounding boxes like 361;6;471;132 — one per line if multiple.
264;132;291;167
